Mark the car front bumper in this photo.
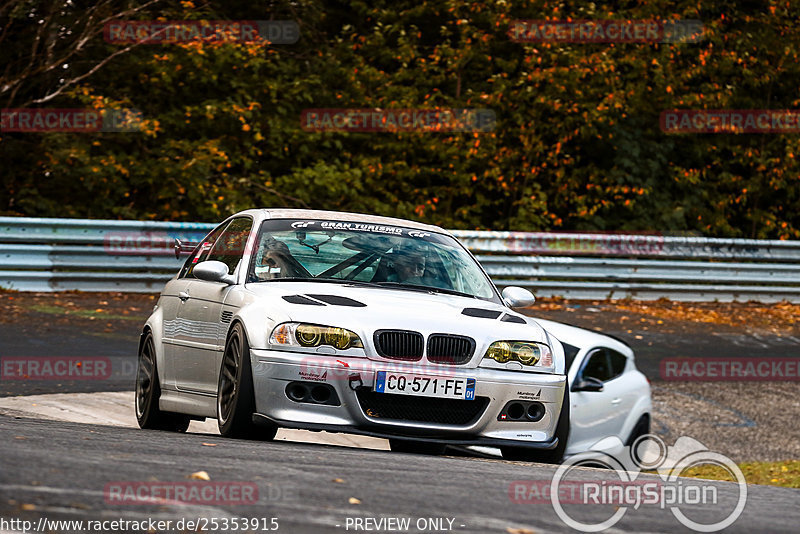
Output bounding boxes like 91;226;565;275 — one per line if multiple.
250;349;567;449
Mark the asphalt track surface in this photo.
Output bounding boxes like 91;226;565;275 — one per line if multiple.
2;415;800;534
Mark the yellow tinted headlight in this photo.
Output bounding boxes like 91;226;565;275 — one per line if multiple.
484;341;542;367
514;343;539;365
296;324;323;347
486;341;513;363
324;327;355;350
270;323;363;350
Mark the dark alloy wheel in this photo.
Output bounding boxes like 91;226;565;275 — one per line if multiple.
135;332;190;432
217;323;278;440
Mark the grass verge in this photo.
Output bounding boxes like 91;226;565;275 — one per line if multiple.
680;460;800;488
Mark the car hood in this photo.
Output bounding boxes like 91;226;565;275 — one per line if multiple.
244;281;549;355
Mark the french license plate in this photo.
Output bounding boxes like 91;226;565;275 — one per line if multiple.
375;371;476;400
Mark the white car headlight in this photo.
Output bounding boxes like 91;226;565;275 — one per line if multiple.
270;322;364;351
480;341;554;372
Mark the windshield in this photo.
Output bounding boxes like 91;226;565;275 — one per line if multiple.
247;219;499;301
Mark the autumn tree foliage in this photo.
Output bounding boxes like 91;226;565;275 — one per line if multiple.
1;0;799;238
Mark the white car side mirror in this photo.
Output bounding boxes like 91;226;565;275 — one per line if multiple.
193;260;236;285
501;286;535;309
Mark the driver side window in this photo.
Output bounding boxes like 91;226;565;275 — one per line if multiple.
206;217;253;275
179;222;229;279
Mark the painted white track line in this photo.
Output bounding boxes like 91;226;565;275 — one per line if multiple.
0;391;389;450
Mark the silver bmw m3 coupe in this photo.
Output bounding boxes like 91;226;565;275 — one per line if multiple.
135;209;569;460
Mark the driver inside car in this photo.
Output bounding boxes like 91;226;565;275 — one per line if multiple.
387;249;428;285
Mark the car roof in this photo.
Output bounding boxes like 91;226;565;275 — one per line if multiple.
533;318;634;357
236;208;449;235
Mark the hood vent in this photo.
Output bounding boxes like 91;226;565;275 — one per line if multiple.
500;313;527;324
306;294;367;307
281;294;366;307
283;295;326;306
461;308;502;319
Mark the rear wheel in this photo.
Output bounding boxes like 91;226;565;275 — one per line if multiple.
135;332;190;432
217;323;278;440
501;386;570;463
388;439;446;455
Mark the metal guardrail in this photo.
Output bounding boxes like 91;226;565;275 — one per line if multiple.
1;217;799;301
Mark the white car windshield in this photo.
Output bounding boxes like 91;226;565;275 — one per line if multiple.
247;219;499;301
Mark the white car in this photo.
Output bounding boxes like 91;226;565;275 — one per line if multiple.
532;319;652;459
135;209;571;460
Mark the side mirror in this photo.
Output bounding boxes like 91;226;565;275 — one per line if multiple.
571;376;605;392
501;286;536;309
193;260;236;285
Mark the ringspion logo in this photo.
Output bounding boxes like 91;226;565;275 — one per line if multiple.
546;435;746;532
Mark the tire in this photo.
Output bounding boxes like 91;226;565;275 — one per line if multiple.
217;323;278;440
388;439;446;455
625;415;650;447
135;332;191;432
501;386;570;464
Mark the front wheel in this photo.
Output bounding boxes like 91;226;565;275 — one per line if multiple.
501;386;570;463
626;415;650;448
135;332;190;432
217;323;277;440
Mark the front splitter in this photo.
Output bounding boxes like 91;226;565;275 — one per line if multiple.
252;413;558;450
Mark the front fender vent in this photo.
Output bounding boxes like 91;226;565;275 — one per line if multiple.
220;310;233;324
